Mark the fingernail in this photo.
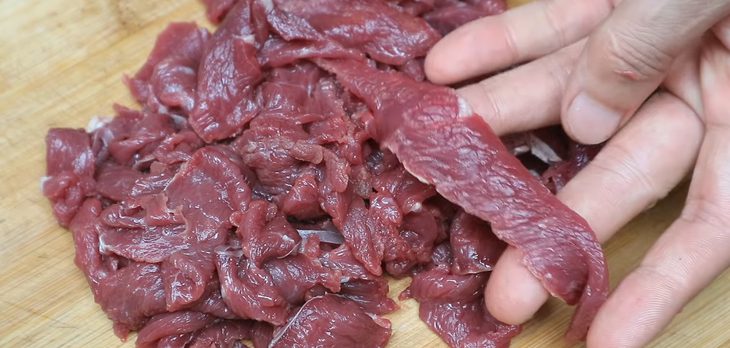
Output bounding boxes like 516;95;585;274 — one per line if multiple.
565;92;621;144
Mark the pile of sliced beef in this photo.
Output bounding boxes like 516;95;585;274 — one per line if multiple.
43;0;607;347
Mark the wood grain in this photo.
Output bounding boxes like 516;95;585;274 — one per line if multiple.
1;1;728;347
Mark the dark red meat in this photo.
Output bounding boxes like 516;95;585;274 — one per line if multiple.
95;164;143;201
422;0;507;35
263;239;342;304
127;22;209;115
191;1;264;141
166;146;251;237
68;199;166;338
135;312;274;348
542;143;602;193
339;278;398;315
136;311;214;348
215;248;291;325
318;57;608;340
44;129;95;227
269;295;392;348
320;244;376;281
336;197;377;274
44;1;607;347
260;3;365;67
202;0;237;23
407;266;521;348
274;0;441;65
189;280;238;319
449;211;506;275
189;320;265;347
232;200;301;267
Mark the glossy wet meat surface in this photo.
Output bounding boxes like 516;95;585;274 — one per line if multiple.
318;57;608;341
43;0;607;347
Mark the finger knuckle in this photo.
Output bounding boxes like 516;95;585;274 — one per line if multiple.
543;0;568;49
592;142;667;206
500;20;521;63
602;28;673;82
545;51;572;93
633;264;688;299
674;196;730;268
680;195;730;235
474;81;506;127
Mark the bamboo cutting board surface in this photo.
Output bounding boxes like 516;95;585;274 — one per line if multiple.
1;1;729;347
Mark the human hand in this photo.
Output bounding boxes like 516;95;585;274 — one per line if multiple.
427;0;730;142
424;1;730;346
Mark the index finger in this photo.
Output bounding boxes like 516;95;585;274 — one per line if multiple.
425;0;612;84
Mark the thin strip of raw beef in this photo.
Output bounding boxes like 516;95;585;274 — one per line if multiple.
96;261;169;338
188;320;260;348
90;108;179;168
398;58;427;81
164;146;251;241
422;0;507;35
269;294;392;348
394;0;434;18
372;166;437;214
279;169;325;220
214;247;291;325
260;37;365;68
449;210;506;275
258;2;364;67
43;128;95;227
97;214;188;264
159;249;219;312
88;106;140;165
233;113;313;198
135;311;215;348
69;199;109;291
262;236;342;304
542;143;602;193
190;279;238;319
393;207;446;272
327;183;416;277
273;0;441;65
202;0;238;23
338;278;399;315
319;244;375;281
407;266;521;348
156;332;195;347
95;164;143;202
70;199;168;338
156;146;252;310
337;196;385;276
250;321;275;348
316;58;608;341
191;0;264;142
127;22;209;115
231;200;301;267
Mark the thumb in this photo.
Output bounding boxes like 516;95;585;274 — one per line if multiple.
562;0;730;145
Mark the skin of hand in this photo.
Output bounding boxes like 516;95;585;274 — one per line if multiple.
424;1;730;347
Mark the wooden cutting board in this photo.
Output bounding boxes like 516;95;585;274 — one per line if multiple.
1;1;728;347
